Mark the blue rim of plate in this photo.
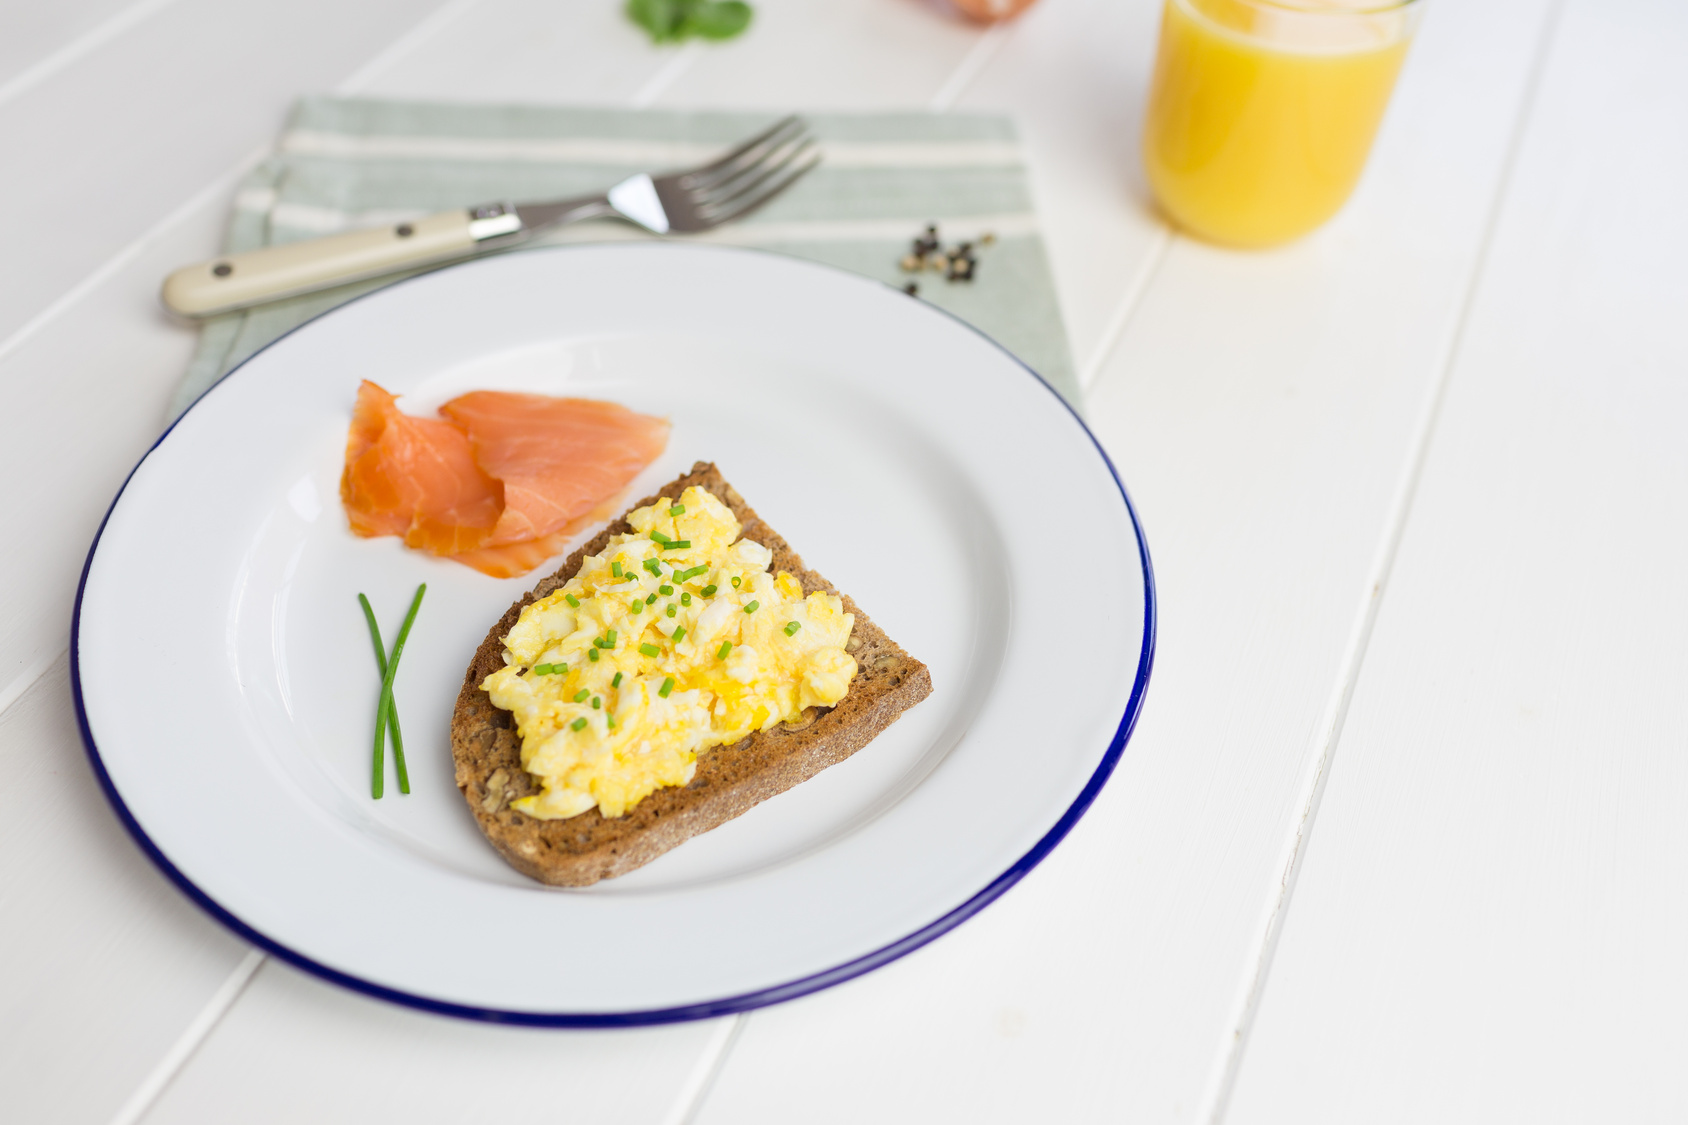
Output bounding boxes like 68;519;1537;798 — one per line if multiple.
70;244;1156;1026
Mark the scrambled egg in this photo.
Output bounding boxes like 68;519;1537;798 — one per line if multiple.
482;486;858;819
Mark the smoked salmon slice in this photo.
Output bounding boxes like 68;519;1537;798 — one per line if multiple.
341;381;668;577
341;381;503;556
439;392;671;548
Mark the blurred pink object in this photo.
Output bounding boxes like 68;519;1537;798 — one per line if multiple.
949;0;1040;23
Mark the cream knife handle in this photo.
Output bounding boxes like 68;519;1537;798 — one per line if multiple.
160;209;485;317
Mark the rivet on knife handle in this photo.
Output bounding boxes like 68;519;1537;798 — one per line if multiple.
159;208;497;318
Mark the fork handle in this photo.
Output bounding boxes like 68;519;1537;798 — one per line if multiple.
160;206;518;318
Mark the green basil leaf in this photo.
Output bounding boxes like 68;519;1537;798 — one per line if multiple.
679;0;753;40
627;0;687;42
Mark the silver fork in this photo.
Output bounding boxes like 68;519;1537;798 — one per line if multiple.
161;115;820;318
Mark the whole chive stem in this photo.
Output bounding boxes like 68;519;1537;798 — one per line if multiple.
370;584;426;798
359;594;406;797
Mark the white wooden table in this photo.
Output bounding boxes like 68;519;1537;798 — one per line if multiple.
3;0;1684;1121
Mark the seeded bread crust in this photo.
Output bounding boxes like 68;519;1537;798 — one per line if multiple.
451;462;933;887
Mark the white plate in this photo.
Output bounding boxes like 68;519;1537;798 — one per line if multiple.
74;244;1154;1024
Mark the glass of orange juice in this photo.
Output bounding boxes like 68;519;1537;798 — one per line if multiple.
1142;0;1423;248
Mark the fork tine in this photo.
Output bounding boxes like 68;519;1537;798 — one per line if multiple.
697;152;821;226
695;131;814;205
682;124;809;196
677;115;805;188
697;136;818;214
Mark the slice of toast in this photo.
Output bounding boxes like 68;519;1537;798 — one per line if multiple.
451;462;933;887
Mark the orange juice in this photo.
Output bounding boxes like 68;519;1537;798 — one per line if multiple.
1142;0;1418;247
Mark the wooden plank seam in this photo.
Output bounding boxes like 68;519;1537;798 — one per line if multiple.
0;0;187;112
1196;1;1574;1120
660;1016;747;1125
1077;227;1171;390
103;950;266;1125
334;0;486;96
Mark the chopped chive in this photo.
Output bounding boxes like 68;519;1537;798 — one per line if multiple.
681;593;692;605
612;672;623;688
588;647;600;662
358;593;411;798
675;565;708;583
640;643;661;658
574;689;589;702
744;600;760;614
612;560;623;577
367;584;426;799
591;696;602;710
565;593;580;608
717;641;732;660
533;662;551;676
631;600;643;614
643;558;661;576
646;592;658;605
607;713;616;728
660;584;674;596
669;503;685;516
557;663;568;674
666;540;692;551
785;621;802;636
651;530;672;545
659;677;675;698
731;576;742;588
571;717;588;731
667;605;677;618
702;584;717;597
672;627;687;643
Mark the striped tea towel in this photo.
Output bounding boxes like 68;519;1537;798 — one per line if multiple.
171;97;1078;420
